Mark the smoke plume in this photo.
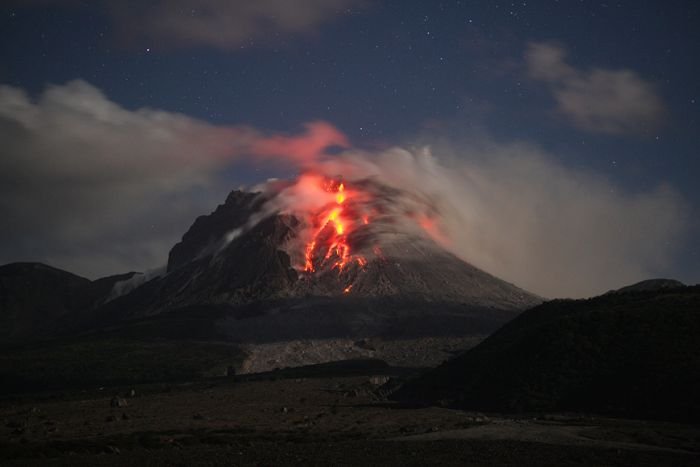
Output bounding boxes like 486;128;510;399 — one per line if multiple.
253;140;687;298
0;80;688;297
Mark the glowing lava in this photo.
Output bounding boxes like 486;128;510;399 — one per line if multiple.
303;179;367;275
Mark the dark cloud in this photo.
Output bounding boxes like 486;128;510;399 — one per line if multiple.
115;0;364;49
5;0;364;50
526;42;665;134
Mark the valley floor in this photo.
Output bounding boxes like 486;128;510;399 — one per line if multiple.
1;374;698;466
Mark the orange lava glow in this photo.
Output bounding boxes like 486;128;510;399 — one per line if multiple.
303;178;368;274
416;213;450;247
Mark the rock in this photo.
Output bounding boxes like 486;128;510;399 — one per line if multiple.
110;396;128;408
104;445;121;454
0;262;90;342
369;375;390;386
167;190;263;272
354;339;376;351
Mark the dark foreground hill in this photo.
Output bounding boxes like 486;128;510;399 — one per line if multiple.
0;263;137;341
392;284;700;422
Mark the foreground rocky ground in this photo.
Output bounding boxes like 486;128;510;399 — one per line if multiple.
238;336;484;373
1;372;698;466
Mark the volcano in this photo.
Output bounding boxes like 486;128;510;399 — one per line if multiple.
2;175;541;371
60;175;538;371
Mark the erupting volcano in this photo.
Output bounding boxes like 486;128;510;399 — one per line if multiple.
273;173;457;297
63;173;542;369
155;171;542;309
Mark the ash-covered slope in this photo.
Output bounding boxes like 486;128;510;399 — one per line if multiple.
295;232;535;309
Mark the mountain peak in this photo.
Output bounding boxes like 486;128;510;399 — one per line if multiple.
167;189;264;272
155;176;541;311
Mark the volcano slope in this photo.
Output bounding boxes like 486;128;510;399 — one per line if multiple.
62;177;540;372
392;282;700;422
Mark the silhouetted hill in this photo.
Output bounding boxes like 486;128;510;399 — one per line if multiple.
393;284;700;422
610;278;685;294
0;262;138;342
0;263;89;341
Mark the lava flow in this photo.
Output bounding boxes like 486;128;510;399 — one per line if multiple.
303;178;368;274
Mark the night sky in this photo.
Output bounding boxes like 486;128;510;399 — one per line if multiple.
1;1;698;297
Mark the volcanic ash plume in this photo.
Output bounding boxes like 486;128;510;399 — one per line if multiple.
238;141;686;299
